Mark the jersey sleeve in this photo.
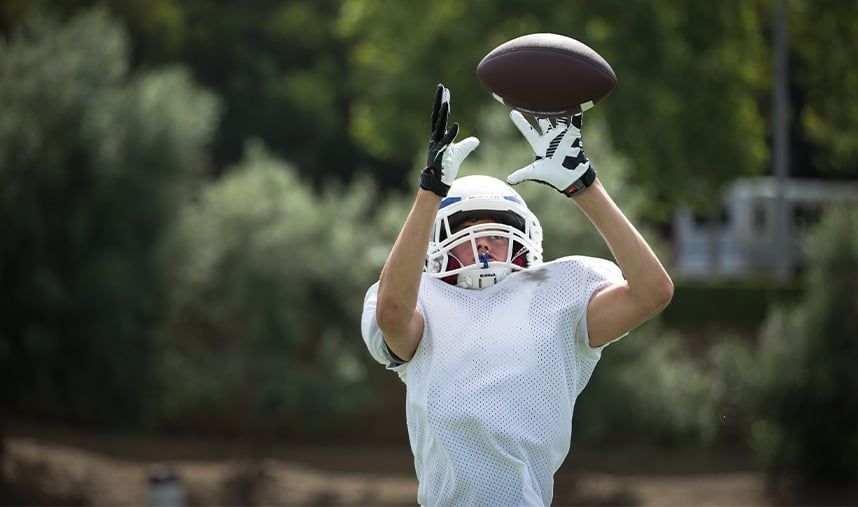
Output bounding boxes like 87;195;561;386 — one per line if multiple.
572;256;627;360
360;282;409;371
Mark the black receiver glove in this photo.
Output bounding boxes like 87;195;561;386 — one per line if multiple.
420;84;480;197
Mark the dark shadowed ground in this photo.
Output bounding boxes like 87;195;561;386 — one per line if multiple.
3;420;855;506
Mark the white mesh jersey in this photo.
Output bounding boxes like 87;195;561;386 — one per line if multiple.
361;256;625;506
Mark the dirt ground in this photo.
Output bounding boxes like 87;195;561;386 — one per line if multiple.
1;422;855;506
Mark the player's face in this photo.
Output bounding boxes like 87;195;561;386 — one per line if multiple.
450;218;510;266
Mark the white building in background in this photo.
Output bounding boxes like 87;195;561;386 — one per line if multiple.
673;177;858;279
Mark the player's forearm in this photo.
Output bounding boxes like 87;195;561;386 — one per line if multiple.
376;189;440;334
573;179;673;311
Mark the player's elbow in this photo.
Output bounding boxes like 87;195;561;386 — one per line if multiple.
650;272;674;313
376;303;420;362
632;271;673;316
376;302;411;336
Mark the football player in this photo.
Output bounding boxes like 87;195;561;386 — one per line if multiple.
361;84;673;506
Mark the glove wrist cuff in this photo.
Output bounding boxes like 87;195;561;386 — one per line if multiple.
420;167;450;197
561;167;597;197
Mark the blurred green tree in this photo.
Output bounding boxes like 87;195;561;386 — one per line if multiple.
0;8;220;426
5;1;855;205
339;0;770;218
790;0;858;178
2;0;392;185
169;0;384;182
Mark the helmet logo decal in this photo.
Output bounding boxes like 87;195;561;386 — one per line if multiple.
439;196;462;209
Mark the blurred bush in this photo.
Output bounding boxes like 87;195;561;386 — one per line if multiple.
0;6;407;436
160;142;398;434
749;207;858;485
0;8;219;426
662;280;804;328
572;204;857;474
572;323;723;448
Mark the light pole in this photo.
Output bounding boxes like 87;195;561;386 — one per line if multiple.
772;0;791;282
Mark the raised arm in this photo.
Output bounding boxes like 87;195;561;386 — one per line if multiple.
506;111;672;347
375;84;479;361
376;190;440;361
572;179;673;346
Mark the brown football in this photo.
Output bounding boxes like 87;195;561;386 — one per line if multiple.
476;33;617;116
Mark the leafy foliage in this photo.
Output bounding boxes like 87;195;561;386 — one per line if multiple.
161;142;396;433
170;0;371;181
791;0;858;176
5;0;855;206
750;207;858;484
572;321;736;448
0;8;219;426
339;0;770;216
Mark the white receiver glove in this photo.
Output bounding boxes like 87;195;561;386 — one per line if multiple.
506;110;596;197
420;84;480;196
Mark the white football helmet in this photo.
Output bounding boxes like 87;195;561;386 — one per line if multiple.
425;175;543;289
